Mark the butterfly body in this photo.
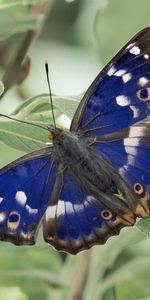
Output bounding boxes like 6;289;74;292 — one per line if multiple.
50;126;116;194
1;28;150;253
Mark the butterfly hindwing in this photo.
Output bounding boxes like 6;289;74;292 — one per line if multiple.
43;169;135;254
90;124;150;217
71;27;150;135
0;147;57;245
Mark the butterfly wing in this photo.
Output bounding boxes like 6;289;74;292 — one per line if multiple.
43;169;135;254
91;124;150;218
71;27;150;135
0;147;57;245
70;27;150;218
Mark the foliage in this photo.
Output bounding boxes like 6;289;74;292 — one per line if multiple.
0;1;150;300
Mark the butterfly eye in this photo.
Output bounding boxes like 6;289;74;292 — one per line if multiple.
7;211;20;230
137;87;150;101
101;210;112;220
133;182;144;195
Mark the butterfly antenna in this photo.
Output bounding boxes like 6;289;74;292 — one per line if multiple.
45;60;56;128
0;114;48;131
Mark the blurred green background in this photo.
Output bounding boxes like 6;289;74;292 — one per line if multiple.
0;1;150;299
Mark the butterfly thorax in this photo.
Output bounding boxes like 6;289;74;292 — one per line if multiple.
49;125;117;195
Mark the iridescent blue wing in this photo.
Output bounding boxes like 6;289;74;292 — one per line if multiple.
70;27;150;218
71;27;150;135
43;170;135;254
0;147;57;245
91;124;150;218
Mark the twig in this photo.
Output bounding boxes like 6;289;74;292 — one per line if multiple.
68;250;91;300
1;0;55;98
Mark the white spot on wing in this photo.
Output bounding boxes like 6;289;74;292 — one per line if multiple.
0;197;3;204
122;73;132;83
114;69;126;77
86;195;96;202
107;66;116;76
65;200;84;214
127;155;136;165
129;46;140;55
46;205;57;221
15;191;27;206
116;95;130;106
57;200;65;216
128;126;147;137
130;106;140;118
119;139;140;176
144;54;149;59
123;137;141;147
118;167;127;178
122;132;141;175
46;196;98;222
25;205;38;214
126;42;135;49
65;201;74;214
45;200;69;221
124;145;138;156
138;77;149;87
0;213;6;222
129;127;140;137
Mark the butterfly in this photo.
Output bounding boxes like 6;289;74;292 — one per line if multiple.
0;27;150;254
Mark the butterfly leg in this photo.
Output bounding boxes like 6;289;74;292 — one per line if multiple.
87;137;97;146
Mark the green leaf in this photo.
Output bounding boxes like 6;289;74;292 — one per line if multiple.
65;0;76;2
0;269;67;287
0;239;66;299
0;6;42;41
0;117;48;153
0;81;4;96
13;94;80;121
137;217;150;236
0;287;27;300
83;227;145;300
0;142;24;168
53;95;80;120
95;0;150;64
137;298;150;300
0;0;43;7
116;258;150;300
0;94;80;154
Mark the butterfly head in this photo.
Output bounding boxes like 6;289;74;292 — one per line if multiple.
48;124;65;144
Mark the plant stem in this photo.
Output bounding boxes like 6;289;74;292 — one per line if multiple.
1;0;55;98
68;250;91;300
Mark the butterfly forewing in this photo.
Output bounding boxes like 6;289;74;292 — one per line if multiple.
70;27;150;135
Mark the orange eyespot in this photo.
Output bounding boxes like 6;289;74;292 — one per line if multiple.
137;87;150;101
101;210;112;220
7;211;20;230
133;182;144;195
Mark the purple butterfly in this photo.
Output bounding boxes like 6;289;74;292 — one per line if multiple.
0;28;150;254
